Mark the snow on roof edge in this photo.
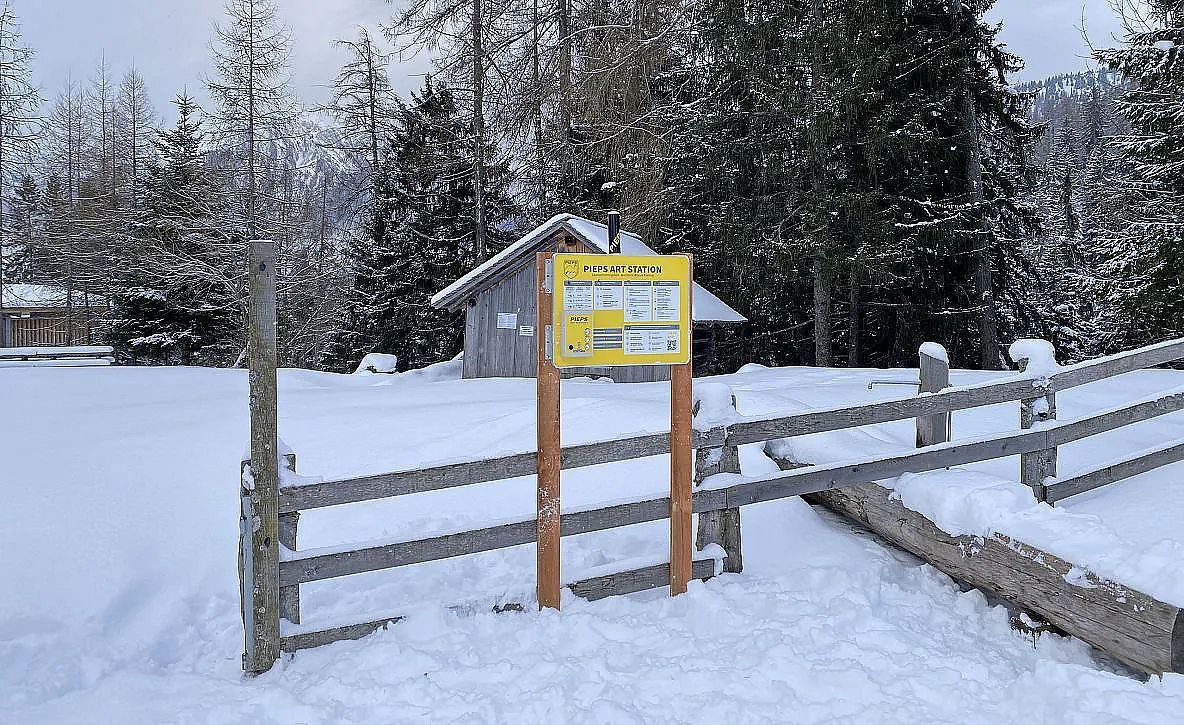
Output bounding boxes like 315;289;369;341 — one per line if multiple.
431;214;746;323
430;213;577;308
1;283;108;309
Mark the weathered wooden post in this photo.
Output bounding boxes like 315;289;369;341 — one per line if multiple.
1011;340;1058;503
694;385;742;574
916;343;951;447
279;452;299;626
240;240;281;674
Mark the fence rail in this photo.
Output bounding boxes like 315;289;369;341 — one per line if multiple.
241;271;1184;674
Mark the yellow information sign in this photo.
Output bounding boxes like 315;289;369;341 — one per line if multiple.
552;253;691;368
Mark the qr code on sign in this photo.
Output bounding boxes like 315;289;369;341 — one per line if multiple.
667;340;677;351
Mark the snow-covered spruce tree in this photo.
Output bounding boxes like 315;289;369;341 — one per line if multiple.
107;95;239;365
1012;70;1134;359
663;0;815;370
3;173;38;281
0;2;40;310
664;0;1039;370
325;80;518;372
1095;2;1184;348
859;0;1040;369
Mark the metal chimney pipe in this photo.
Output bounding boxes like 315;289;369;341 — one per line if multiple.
607;209;621;254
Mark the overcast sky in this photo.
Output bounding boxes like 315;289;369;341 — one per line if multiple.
15;0;1129;120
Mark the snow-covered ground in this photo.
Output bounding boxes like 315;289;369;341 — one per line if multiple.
2;361;1183;723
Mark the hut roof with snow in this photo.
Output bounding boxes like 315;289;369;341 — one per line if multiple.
1;283;108;348
431;214;746;382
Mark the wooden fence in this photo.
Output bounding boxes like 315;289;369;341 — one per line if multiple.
240;242;1184;674
0;345;114;367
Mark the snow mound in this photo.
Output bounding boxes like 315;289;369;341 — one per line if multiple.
919;341;949;364
1009;339;1060;376
354;353;400;374
693;381;738;428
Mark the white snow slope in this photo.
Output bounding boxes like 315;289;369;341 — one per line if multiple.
2;362;1183;723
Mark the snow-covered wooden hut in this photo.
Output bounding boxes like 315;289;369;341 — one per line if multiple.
431;214;746;382
0;284;106;348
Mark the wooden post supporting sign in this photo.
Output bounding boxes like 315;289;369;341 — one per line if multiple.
669;256;694;595
536;251;562;610
537;244;695;605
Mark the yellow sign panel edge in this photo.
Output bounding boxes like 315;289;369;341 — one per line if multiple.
551;253;692;369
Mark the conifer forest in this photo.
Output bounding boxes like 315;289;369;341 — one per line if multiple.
0;0;1182;375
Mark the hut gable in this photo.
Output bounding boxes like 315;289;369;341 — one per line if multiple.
431;215;745;382
432;214;746;324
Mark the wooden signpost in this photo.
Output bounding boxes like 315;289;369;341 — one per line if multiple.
536;248;694;609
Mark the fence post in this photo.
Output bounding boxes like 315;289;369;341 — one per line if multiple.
240;240;281;674
694;391;742;574
1012;342;1057;503
279;452;300;626
916;343;951;447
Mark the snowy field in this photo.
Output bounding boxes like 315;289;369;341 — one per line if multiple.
3;361;1184;723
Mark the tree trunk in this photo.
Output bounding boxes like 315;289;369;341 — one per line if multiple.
558;0;572;186
952;0;999;370
533;0;547;215
848;264;861;367
471;0;487;259
813;256;832;367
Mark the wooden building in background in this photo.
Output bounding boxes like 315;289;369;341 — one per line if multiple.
0;284;107;348
431;214;746;382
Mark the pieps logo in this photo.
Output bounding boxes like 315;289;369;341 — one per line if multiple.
563;258;579;279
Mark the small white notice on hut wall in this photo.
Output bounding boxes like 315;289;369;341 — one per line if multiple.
519;325;534;337
497;312;517;329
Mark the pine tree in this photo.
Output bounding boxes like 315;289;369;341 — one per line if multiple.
107;95;239;364
664;0;814;369
1094;2;1184;347
324;80;518;372
4;173;37;280
0;2;40;309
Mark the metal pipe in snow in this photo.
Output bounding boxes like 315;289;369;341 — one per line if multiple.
608;210;620;254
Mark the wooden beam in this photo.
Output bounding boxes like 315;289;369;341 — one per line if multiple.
670;360;694;594
279;428;723;513
727;378;1044;447
1046;441;1184;504
723;388;1184;508
279;456;300;626
1049;337;1184;393
240;240;281;675
280;488;731;587
728;336;1184;448
695;390;743;574
571;558;715;602
279;558;717;652
797;477;1183;675
916;344;950;447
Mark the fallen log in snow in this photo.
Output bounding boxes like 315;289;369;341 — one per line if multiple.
771;458;1183;676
